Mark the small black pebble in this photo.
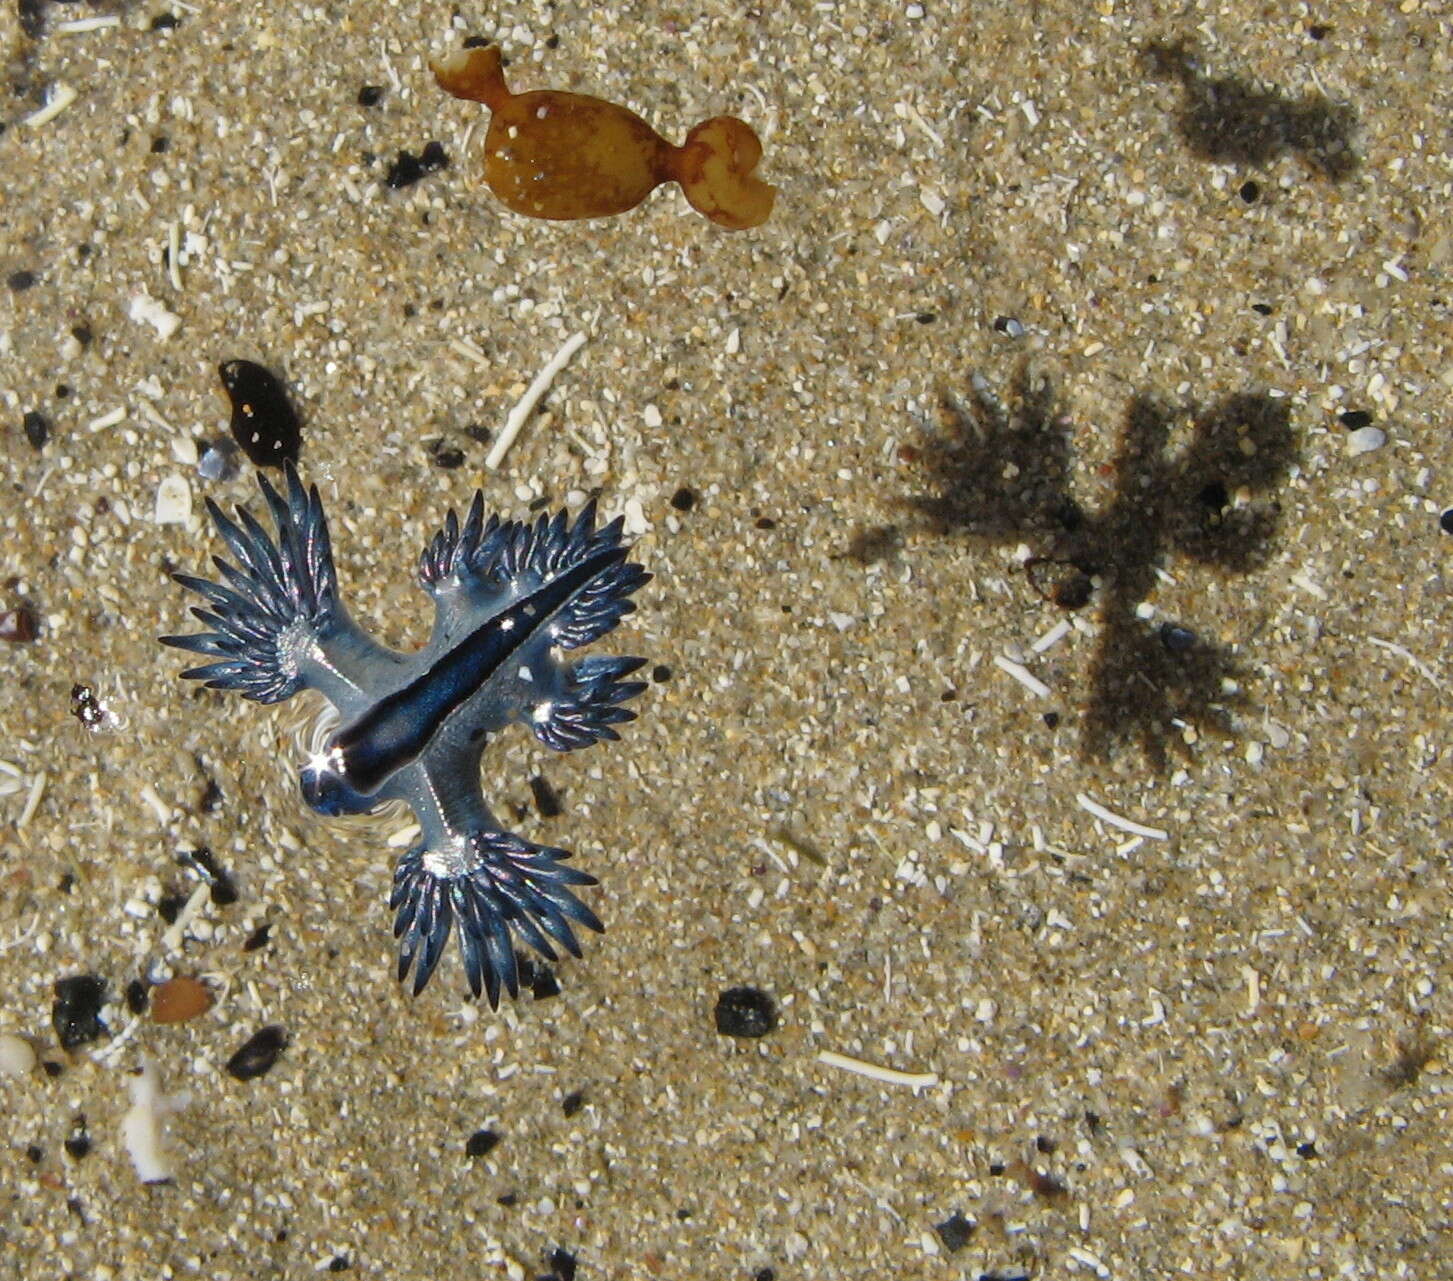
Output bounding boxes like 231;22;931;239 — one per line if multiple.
1308;22;1331;40
243;923;272;952
357;85;384;107
125;978;149;1015
41;1061;64;1079
933;1211;975;1253
669;486;697;512
1440;508;1453;535
157;892;189;924
23;410;50;450
651;664;673;683
988;1161;1006;1175
754;1270;776;1281
525;959;560;1000
545;1247;577;1281
0;607;38;643
1239;180;1260;204
529;774;563;819
754;516;776;530
1035;1134;1057;1154
1296;1140;1318;1158
497;1191;519;1207
465;1128;500;1157
150;135;170;154
561;1090;585;1118
219;360;301;467
52;975;108;1050
916;311;937;324
326;1257;350;1273
1043;711;1061;729
385;142;449;189
26;1145;43;1164
1250;302;1273;316
1159;623;1197;653
1338;409;1373;429
180;845;238;905
225;1025;288;1080
70;323;93;348
462;35;491;49
714;986;776;1038
150;12;179;30
429;441;465;470
1198;480;1230;511
55;383;71;399
64;1124;91;1161
7;269;37;292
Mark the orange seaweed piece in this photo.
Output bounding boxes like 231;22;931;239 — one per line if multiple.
432;45;775;229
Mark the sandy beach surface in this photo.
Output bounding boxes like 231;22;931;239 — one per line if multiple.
2;2;1449;1278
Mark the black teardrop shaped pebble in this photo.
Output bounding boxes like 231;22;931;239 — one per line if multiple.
225;1025;288;1080
218;360;300;467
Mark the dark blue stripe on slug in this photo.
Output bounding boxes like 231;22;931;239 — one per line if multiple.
333;547;625;795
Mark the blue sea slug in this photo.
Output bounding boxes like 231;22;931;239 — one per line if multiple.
162;465;650;1006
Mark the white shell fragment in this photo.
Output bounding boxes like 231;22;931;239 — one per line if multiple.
128;292;182;340
0;1032;38;1077
120;1058;185;1184
1346;426;1386;456
154;474;193;525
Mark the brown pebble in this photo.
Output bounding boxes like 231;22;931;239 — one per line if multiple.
0;607;38;643
150;976;213;1024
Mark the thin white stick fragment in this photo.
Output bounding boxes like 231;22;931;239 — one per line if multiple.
87;407;127;432
22;82;77;128
56;15;122;33
449;336;490;369
16;771;46;830
485;331;587;470
167;221;183;291
817;1050;939;1091
993;654;1050;699
1030;618;1071;654
1076;793;1169;841
160;882;211;953
1367;636;1443;689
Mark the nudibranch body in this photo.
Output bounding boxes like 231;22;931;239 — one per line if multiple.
432;44;775;230
162;466;650;1006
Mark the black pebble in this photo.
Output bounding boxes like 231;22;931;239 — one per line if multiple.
357;85;384;107
1159;623;1197;653
429;440;465;470
52;975;108;1050
7;269;37;292
517;956;561;1000
714;986;777;1038
529;774;563;819
465;1128;500;1157
1250;302;1273;316
1338;409;1373;429
933;1212;975;1253
64;1119;91;1161
1440;508;1453;535
1239;180;1260;204
243;922;272;952
180;845;238;905
225;1025;288;1080
150;13;179;30
157;892;189;924
669;486;697;512
23;410;50;450
326;1258;350;1273
150;135;170;153
543;1247;577;1281
385;142;449;189
754;1271;776;1281
218;360;301;467
125;978;149;1015
561;1089;585;1118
